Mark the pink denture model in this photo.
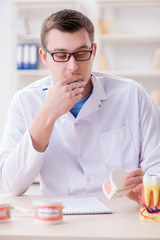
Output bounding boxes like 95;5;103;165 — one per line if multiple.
102;168;135;200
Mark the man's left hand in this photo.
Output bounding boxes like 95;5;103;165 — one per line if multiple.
123;168;143;204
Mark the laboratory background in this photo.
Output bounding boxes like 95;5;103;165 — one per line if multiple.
0;0;160;140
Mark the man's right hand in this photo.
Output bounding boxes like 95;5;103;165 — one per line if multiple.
29;74;85;152
44;74;85;120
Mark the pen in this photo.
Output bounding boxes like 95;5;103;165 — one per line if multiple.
42;88;48;91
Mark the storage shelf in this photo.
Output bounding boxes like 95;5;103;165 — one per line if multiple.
13;69;50;76
101;70;160;78
97;0;160;4
14;34;40;41
12;0;79;4
97;34;160;42
11;0;81;94
95;0;160;91
16;34;40;40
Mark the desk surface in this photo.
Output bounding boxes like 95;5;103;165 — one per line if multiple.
0;195;160;240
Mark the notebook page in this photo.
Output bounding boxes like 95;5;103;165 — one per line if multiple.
56;197;113;215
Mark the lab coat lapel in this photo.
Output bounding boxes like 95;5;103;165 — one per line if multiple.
76;73;108;119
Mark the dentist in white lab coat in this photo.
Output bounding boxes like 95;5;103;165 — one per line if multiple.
0;9;160;204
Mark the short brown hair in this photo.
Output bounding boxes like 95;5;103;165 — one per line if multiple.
41;9;94;47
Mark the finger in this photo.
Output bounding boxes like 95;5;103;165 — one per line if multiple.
72;87;85;103
62;74;83;85
123;175;143;187
66;86;84;99
73;87;84;97
125;168;143;179
74;94;83;103
68;81;85;91
127;192;142;204
127;188;143;204
132;183;143;193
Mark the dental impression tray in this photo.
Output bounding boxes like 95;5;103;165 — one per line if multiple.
140;173;160;222
102;168;135;200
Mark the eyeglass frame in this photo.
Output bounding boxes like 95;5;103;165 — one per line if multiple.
43;44;94;62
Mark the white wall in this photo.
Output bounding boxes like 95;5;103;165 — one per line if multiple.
0;0;11;139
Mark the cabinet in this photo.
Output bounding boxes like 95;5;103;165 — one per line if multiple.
11;0;81;95
95;0;160;92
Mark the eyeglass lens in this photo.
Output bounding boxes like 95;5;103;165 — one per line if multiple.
53;51;92;62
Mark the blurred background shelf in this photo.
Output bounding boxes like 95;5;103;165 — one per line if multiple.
14;69;50;76
102;70;160;77
11;0;82;95
98;34;160;41
95;0;160;92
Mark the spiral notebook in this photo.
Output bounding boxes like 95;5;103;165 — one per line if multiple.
56;197;113;215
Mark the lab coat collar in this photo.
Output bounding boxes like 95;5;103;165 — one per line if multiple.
91;72;108;101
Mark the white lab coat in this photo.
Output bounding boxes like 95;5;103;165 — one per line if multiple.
0;72;160;196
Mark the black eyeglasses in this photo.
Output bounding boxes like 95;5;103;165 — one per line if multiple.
44;44;93;62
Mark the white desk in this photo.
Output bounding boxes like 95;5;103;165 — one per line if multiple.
0;195;160;240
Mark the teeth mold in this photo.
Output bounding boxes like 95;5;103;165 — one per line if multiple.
102;168;135;200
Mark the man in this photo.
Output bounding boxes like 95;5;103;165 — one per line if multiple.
0;9;160;204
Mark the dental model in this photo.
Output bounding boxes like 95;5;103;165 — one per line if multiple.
102;168;135;200
140;173;160;222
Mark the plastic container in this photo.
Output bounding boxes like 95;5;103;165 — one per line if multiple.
33;199;63;224
0;200;11;223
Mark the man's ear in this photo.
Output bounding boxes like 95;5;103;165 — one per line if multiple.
39;47;48;66
92;43;97;58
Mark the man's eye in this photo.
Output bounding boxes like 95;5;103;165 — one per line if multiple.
55;53;68;59
76;52;89;58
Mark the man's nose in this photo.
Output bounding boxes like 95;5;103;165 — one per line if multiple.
67;55;79;72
